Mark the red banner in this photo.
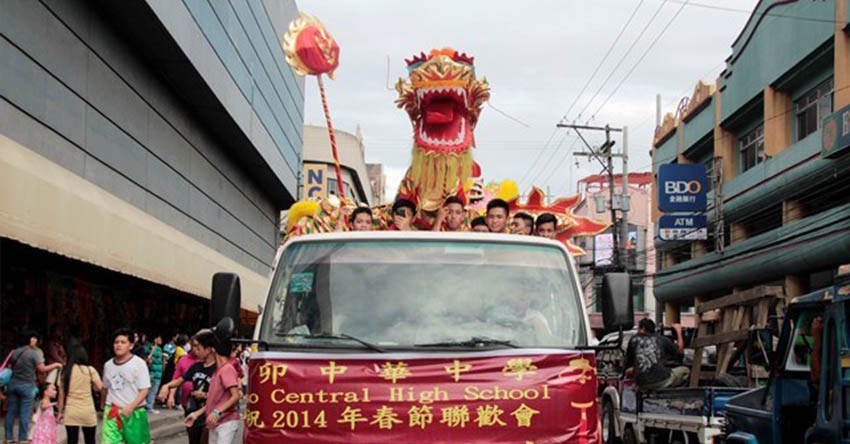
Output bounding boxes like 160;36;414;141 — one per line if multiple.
244;349;599;443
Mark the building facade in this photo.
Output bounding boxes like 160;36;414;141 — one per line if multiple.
301;125;376;207
652;0;850;321
1;0;304;358
367;163;388;206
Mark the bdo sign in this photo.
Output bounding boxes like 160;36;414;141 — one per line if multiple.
658;164;707;212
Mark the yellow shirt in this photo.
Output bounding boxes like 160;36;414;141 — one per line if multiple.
174;346;186;363
63;365;102;427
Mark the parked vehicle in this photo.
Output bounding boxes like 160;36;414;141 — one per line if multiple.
596;329;726;443
598;329;733;444
723;267;850;444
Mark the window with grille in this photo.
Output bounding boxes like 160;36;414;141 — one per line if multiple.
739;124;765;172
796;77;833;141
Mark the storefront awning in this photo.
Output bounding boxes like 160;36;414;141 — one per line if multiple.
654;202;850;304
0;134;270;311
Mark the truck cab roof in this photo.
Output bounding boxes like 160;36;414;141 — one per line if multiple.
283;230;574;251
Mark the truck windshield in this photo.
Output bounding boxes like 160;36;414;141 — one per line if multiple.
259;239;586;349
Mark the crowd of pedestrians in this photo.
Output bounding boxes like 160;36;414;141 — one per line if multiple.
1;325;246;444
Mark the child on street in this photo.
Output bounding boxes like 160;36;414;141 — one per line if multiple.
31;382;58;444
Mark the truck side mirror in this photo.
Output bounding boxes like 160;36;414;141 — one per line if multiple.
601;272;634;331
212;317;235;356
211;272;241;332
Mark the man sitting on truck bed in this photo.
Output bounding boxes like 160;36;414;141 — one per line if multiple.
624;318;689;391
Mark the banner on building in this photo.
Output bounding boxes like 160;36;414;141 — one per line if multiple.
594;233;614;267
822;104;850;159
244;350;598;443
657;164;707;213
659;215;708;240
304;163;327;200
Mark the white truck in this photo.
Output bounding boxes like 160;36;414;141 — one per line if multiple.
211;231;635;444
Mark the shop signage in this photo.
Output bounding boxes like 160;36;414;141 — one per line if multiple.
657;164;708;212
659;215;708;241
304;163;327;199
822;104;850;159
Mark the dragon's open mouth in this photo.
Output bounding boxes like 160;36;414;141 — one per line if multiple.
415;85;471;151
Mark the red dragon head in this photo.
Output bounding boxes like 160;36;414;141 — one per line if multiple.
395;48;490;153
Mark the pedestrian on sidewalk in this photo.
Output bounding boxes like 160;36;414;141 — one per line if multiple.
183;327;241;444
30;383;57;444
101;329;150;444
161;330;216;444
5;330;63;444
57;345;102;444
164;346;199;411
131;333;148;361
43;328;66;388
144;334;164;414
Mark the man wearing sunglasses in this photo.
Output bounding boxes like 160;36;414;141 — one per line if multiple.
391;199;417;231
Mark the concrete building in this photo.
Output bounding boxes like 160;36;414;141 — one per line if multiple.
651;0;850;323
301;125;375;206
367;163;388;206
1;0;304;358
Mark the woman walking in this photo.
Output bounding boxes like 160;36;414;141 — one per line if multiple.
57;346;102;444
4;330;62;444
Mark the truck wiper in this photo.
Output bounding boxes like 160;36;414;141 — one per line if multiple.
414;337;519;349
278;332;386;353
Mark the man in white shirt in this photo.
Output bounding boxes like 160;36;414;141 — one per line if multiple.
102;328;151;444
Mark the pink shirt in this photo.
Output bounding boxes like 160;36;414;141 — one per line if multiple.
172;354;200;407
206;362;240;426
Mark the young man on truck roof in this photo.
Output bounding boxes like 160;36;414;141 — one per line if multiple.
510;212;534;235
470;216;489;232
349;207;374;232
391;199;417;231
431;196;467;232
624;318;689;391
485;199;510;233
535;213;558;239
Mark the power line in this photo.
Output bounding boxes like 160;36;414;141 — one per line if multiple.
536;134;583;187
666;0;847;24
556;0;647;125
525;129;574;187
589;0;690;119
520;0;646;188
518;129;560;185
573;0;671;121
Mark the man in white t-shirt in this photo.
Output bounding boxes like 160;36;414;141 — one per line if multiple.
102;328;151;444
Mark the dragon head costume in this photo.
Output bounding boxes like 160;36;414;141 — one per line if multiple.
395;48;490;213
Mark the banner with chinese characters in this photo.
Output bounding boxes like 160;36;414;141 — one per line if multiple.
244;349;599;443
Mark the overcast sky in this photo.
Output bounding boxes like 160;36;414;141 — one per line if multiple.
296;0;760;200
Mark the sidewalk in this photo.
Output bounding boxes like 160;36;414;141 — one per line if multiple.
0;408;185;444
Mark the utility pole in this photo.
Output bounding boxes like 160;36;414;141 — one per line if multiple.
620;126;629;270
558;122;627;270
714;156;725;252
654;94;662;325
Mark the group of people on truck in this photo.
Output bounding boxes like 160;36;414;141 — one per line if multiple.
338;196;561;238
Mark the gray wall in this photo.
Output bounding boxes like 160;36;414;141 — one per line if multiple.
0;0;303;275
